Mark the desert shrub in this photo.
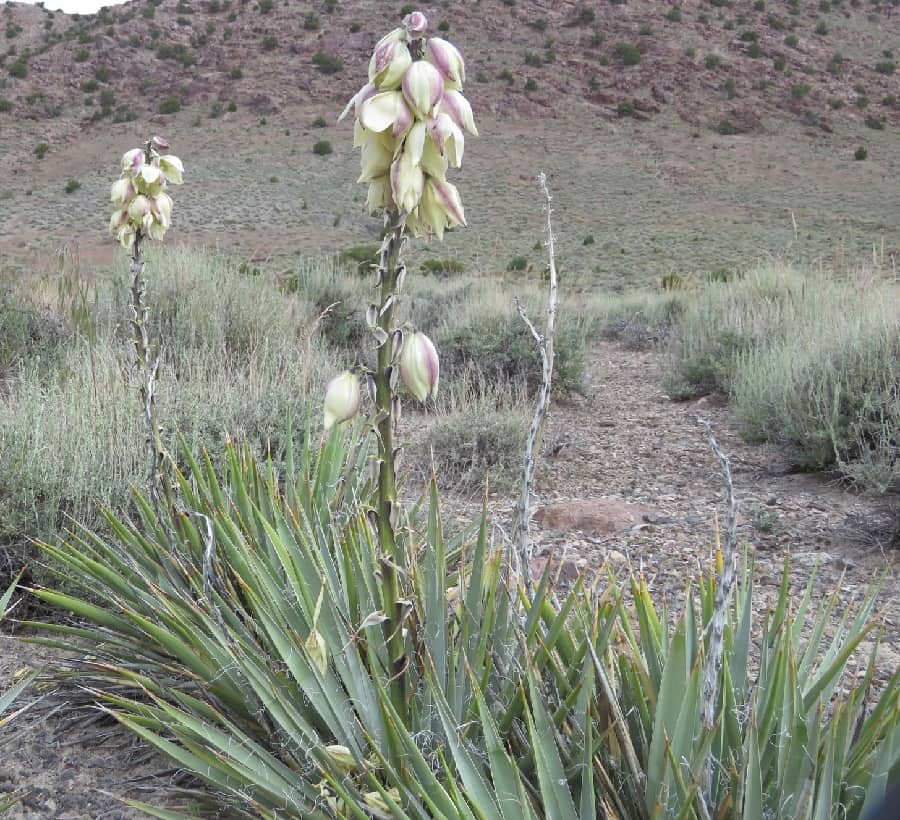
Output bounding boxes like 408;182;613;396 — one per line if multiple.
854;145;868;160
617;99;635;116
665;6;682;22
666;262;900;487
421;258;465;276
64;179;81;194
335;244;380;275
875;60;896;75
615;42;642;66
312;139;332;155
791;82;810;99
7;60;26;78
507;255;528;271
312;50;343;74
438;311;587;394
158;96;180;114
785;33;799;46
74;47;89;62
0;98;10;112
33;142;49;159
262;35;278;51
303;12;319;29
864;115;884;130
815;19;828;34
717;118;740;135
311;114;327;127
524;77;538;91
705;53;721;69
229;65;242;78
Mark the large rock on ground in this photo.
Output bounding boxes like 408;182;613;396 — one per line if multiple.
534;498;659;535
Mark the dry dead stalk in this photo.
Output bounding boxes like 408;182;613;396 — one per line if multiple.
512;172;559;589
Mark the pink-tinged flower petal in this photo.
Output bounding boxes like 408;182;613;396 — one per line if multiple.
121;148;144;175
430;178;466;227
400;331;439;401
426;37;466;87
403;11;427;37
151;135;170;150
359;90;406;133
323;371;360;431
440;89;478;135
127;194;151;222
391;99;413;138
109;208;128;233
430;113;464;167
402;60;444;117
339;82;377;123
152;192;173;226
368;38;411;90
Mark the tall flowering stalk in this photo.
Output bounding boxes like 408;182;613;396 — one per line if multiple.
331;10;476;715
109;136;184;518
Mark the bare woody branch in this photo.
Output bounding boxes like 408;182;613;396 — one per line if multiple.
512;172;559;589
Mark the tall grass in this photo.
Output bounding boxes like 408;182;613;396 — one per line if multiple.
0;247;338;558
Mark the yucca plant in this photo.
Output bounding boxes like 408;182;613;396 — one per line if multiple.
28;430;608;817
1;572;36;814
601;558;900;819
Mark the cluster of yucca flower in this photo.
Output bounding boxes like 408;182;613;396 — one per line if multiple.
109;136;183;250
324;11;469;432
342;11;477;239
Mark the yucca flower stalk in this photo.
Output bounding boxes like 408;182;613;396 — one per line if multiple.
109;135;184;519
334;9;476;718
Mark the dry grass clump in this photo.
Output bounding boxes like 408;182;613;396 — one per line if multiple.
664;261;899;491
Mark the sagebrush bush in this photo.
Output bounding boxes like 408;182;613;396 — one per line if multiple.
665;262;900;489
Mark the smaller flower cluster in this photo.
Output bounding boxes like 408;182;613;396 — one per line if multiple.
109;136;184;250
323;331;439;431
342;11;477;241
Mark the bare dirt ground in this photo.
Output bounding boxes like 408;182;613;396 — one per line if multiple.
2;337;897;817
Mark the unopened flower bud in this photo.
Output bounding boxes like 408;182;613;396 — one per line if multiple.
402;60;444;118
403;11;427;37
151;135;170;150
323;371;361;431
127;194;151;222
426;37;466;88
400;331;439;402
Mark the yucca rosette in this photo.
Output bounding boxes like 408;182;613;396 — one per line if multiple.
340;10;476;241
109;139;183;250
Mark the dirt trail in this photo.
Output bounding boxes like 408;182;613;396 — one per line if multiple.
1;339;897;817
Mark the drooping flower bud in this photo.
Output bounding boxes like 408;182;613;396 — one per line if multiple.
403;11;427;37
426;37;466;88
158;155;184;185
402;60;444;118
390;149;425;213
323;371;361;430
121;148;144;175
369;37;412;90
400;331;439;402
440;89;478;136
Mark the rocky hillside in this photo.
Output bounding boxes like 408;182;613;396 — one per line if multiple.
1;0;898;146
